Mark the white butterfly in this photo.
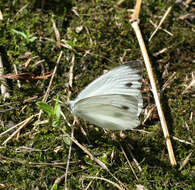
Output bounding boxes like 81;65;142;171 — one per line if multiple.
68;61;143;130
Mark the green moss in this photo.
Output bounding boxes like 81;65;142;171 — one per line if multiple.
0;0;194;189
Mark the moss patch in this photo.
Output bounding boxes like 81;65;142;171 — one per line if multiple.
0;0;194;189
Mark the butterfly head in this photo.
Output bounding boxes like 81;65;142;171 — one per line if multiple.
66;100;76;112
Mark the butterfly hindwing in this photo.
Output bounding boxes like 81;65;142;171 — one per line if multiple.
73;94;140;130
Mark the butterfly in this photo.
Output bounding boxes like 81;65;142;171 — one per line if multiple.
68;61;143;130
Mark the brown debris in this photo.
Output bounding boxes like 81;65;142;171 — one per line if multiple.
1;72;52;81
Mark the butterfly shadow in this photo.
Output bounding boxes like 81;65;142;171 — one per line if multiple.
73;123;173;170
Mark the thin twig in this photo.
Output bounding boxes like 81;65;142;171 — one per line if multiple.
68;54;75;88
142;104;156;125
126;144;142;172
84;172;100;190
182;72;195;95
51;174;66;190
2;115;36;145
61;129;109;171
67;53;75;101
130;0;176;166
64;127;74;190
14;3;29;18
42;51;63;102
149;6;172;41
13;64;21;88
61;129;129;190
60;111;72;127
84;176;124;190
38;51;63;120
161;72;176;91
120;145;139;181
153;46;172;57
178;152;192;171
173;136;194;146
0;155;68;169
149;20;173;37
0;118;26;137
106;170;129;190
51;18;61;48
84;26;93;46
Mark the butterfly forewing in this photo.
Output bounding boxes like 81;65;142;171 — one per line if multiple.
75;61;142;101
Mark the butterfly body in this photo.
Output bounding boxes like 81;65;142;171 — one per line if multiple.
68;61;143;130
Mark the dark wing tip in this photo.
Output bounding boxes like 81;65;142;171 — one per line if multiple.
124;60;143;72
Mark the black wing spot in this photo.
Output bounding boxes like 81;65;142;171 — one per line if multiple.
121;105;129;110
125;82;133;87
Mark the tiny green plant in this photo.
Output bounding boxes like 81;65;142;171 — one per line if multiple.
11;29;37;43
36;96;61;127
